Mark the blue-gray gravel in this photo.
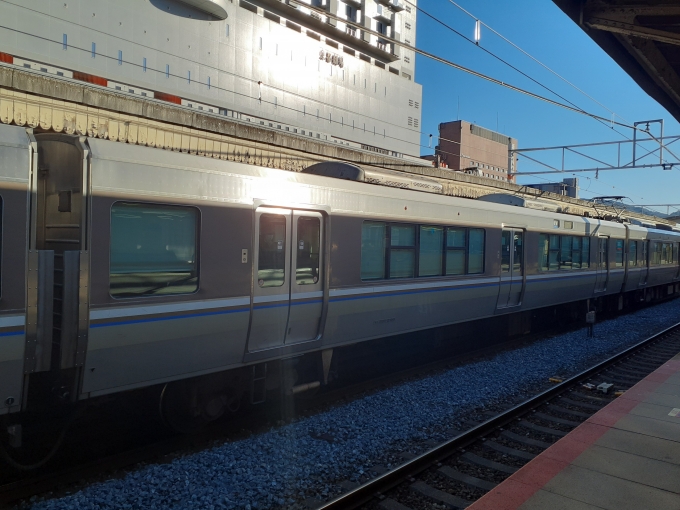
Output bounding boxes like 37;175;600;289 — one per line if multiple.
28;299;680;510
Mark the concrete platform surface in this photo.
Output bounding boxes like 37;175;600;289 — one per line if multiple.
468;352;680;510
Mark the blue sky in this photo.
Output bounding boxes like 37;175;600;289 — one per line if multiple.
414;0;680;215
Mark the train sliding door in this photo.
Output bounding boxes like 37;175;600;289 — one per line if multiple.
248;207;324;352
595;236;608;292
497;229;524;309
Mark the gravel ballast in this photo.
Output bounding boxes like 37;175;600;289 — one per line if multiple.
28;299;680;510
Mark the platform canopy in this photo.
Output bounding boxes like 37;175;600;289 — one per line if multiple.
553;1;680;122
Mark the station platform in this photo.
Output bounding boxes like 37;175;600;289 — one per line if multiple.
468;352;680;510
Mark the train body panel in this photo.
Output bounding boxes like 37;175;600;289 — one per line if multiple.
1;130;679;411
0;125;32;415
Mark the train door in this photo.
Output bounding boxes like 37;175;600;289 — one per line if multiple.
248;207;324;352
639;240;649;286
497;229;524;309
675;243;680;280
594;236;608;292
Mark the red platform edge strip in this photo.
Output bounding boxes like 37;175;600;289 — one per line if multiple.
468;357;680;510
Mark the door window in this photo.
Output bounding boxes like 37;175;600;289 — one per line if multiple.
501;231;511;273
258;214;286;288
599;239;608;268
296;217;320;285
513;231;523;274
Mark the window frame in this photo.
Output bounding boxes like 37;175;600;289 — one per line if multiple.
108;201;201;299
360;220;486;281
538;232;591;272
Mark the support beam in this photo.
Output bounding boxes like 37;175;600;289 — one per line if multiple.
585;17;680;47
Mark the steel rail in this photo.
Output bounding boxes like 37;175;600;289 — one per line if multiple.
317;322;680;510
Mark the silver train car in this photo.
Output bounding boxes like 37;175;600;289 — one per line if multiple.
1;123;679;433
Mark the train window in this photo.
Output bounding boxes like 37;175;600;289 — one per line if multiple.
572;236;581;269
662;242;673;265
446;228;466;275
675;244;679;266
628;241;637;267
581;237;590;269
419;226;443;277
468;229;485;274
641;241;648;267
614;239;624;267
361;222;386;280
651;242;662;265
560;236;573;269
110;203;198;298
258;214;286;287
296;217;320;285
539;234;589;271
389;224;415;278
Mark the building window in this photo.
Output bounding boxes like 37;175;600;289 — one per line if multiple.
405;22;411;29
110;203;199;297
91;42;96;58
226;23;230;37
166;64;170;78
63;34;68;50
118;50;123;65
404;56;410;63
143;57;147;72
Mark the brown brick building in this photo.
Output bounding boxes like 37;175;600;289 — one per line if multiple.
434;120;517;182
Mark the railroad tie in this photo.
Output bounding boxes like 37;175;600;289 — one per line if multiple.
559;397;604;411
501;430;552;449
379;498;414;510
518;420;567;437
546;404;591;419
461;451;518;475
483;440;536;461
438;465;497;492
569;391;608;403
410;481;470;509
534;412;581;428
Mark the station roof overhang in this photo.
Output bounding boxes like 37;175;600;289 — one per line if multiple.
553;1;680;122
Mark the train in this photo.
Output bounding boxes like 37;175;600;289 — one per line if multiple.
0;122;679;450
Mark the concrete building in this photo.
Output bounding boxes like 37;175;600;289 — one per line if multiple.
0;0;422;155
526;178;579;199
435;120;517;182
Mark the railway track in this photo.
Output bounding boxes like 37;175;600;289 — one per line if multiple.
2;315;678;509
318;323;680;510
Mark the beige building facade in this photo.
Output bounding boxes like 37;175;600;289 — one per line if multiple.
435;120;517;182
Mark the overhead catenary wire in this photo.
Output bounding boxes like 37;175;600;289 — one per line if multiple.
4;0;678;181
440;0;629;123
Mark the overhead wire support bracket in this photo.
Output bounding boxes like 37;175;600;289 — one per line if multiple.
633;119;663;166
